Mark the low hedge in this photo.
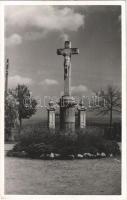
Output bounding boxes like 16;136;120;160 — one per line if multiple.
7;127;121;159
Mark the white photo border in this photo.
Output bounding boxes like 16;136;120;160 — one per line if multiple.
0;1;126;200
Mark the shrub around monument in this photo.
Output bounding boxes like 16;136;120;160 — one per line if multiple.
75;133;120;156
7;127;120;159
76;126;104;137
25;143;55;158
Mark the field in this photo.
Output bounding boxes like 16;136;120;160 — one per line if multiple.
5;144;121;195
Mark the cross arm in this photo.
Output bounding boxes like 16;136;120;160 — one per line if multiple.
57;48;64;55
57;47;79;55
71;48;79;55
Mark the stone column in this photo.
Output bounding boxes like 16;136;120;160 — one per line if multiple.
47;99;56;131
78;100;87;129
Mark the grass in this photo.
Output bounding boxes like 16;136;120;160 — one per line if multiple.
5;152;121;195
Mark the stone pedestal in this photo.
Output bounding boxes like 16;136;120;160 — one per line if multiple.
59;96;76;131
78;100;87;129
47;99;56;131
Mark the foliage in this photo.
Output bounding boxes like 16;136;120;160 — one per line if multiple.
5;92;19;140
96;86;121;126
104;122;121;141
76;126;104;137
9;85;37;130
8;127;121;159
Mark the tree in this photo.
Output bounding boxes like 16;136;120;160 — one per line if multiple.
5;91;19;140
95;85;121;128
10;84;37;130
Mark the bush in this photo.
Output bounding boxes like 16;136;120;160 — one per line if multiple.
5;94;19;141
26;143;55;158
76;126;104;137
8;126;121;159
58;145;76;156
104;123;121;141
19;127;51;145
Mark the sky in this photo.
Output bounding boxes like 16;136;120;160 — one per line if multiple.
5;5;121;118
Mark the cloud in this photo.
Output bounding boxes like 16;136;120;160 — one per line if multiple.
39;78;58;86
6;33;22;46
8;75;34;88
24;31;46;41
71;84;88;93
60;33;69;42
6;6;84;41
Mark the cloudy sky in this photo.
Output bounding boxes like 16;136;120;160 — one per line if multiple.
5;5;121;118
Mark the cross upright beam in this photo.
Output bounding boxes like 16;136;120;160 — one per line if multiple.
57;41;79;96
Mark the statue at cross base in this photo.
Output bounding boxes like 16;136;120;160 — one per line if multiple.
57;41;79;96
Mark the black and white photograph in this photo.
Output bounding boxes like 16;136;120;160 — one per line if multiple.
0;1;126;198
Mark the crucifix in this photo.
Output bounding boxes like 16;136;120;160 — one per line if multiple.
57;41;79;96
